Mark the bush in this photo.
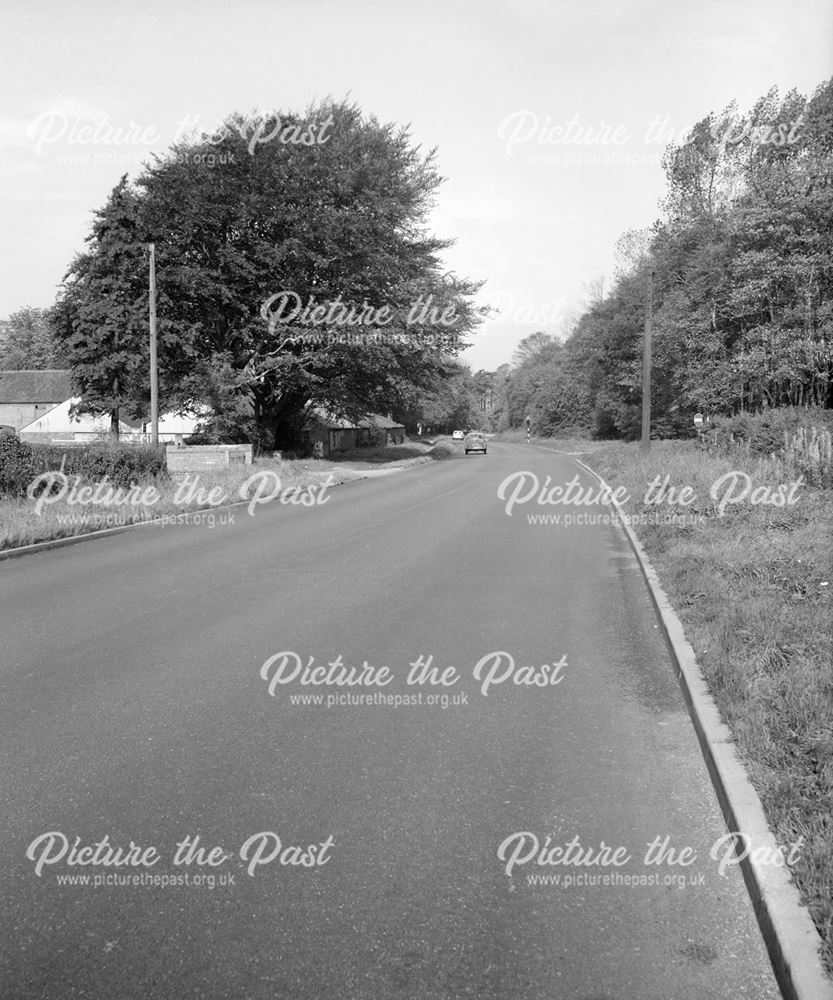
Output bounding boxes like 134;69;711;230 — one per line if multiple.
0;435;38;496
592;393;640;440
592;403;620;440
28;443;168;488
711;411;787;454
708;408;833;470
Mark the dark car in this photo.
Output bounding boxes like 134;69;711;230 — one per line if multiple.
464;432;487;454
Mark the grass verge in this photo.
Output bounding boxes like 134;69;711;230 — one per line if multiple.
0;439;456;552
324;439;453;465
562;437;832;975
0;456;352;551
493;427;608;454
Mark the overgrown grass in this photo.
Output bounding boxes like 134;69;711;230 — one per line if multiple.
580;437;833;974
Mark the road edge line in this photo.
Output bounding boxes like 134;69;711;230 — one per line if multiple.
567;452;832;1000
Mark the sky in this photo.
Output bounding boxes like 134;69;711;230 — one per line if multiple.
1;0;831;371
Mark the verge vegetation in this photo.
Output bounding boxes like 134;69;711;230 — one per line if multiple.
0;437;452;551
530;414;832;973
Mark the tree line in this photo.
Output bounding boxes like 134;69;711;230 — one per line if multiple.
3;81;831;444
494;78;833;439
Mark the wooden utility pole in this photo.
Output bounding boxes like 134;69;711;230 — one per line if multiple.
110;328;120;442
640;269;654;454
149;243;159;445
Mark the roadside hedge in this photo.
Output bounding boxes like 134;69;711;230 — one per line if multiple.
0;436;38;497
0;440;168;497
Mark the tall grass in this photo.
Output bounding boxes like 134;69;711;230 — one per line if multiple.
782;425;833;488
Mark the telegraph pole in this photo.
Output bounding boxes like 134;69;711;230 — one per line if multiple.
149;243;159;445
111;328;120;442
640;268;654;454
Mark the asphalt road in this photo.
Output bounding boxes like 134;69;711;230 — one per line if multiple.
1;440;781;999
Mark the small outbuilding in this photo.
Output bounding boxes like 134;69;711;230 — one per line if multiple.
302;408;406;458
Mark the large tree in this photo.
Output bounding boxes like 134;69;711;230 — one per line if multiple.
50;177;173;436
53;100;486;448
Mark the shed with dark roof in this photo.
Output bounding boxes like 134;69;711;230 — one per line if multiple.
301;407;406;457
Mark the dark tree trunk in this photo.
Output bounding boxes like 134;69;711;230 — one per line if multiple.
253;384;308;453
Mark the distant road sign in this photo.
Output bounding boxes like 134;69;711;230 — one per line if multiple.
693;413;704;427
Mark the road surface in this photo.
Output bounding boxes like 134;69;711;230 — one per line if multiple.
0;440;781;998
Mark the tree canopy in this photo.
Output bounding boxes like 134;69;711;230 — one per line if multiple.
52;100;486;447
493;77;833;439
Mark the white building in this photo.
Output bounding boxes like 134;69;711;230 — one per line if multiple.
19;397;206;443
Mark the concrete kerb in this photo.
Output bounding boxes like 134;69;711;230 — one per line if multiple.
561;451;833;1000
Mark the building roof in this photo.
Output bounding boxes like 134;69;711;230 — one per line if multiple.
304;407;351;430
305;406;404;431
0;369;72;403
357;414;405;430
